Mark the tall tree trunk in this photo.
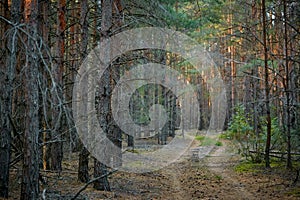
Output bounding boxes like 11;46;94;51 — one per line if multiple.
78;0;90;183
94;0;113;190
251;0;261;162
20;0;40;199
0;0;15;197
262;0;272;168
283;0;292;169
38;0;51;171
50;0;66;171
128;72;135;147
197;76;204;130
94;0;123;190
68;0;81;152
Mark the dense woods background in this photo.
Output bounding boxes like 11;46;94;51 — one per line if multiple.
0;0;299;199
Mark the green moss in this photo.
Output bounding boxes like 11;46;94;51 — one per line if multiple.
126;149;139;154
201;137;217;146
234;161;264;173
236;160;300;172
269;161;284;168
195;135;205;141
286;188;300;197
195;135;223;146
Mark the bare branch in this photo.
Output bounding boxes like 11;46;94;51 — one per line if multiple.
71;169;117;200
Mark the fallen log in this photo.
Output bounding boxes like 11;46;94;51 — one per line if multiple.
249;150;300;160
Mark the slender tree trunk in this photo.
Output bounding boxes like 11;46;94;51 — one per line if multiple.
38;0;51;171
128;69;135;146
262;0;272;168
78;0;90;183
94;0;113;190
171;93;177;136
197;76;204;130
20;0;40;199
94;0;123;190
128;76;135;147
250;0;262;162
67;0;80;152
160;52;167;145
50;0;66;171
0;0;14;197
283;0;292;169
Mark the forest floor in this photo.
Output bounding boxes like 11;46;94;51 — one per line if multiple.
5;132;300;200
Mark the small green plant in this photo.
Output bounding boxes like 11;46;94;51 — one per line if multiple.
215;175;223;181
218;132;232;140
195;135;205;141
215;141;223;146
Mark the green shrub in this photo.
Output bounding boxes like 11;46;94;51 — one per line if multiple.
227;104;253;141
226;105;254;160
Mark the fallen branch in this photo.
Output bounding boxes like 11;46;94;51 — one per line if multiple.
9;153;23;167
71;169;117;200
249;150;300;160
249;150;300;155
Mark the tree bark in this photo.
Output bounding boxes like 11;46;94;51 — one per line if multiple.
94;0;123;190
94;0;113;190
38;0;51;171
283;0;292;169
20;0;40;199
0;0;13;197
78;0;90;183
50;0;66;171
93;159;111;191
78;144;90;182
262;0;272;168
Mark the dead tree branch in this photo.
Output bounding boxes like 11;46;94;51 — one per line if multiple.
71;169;117;200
